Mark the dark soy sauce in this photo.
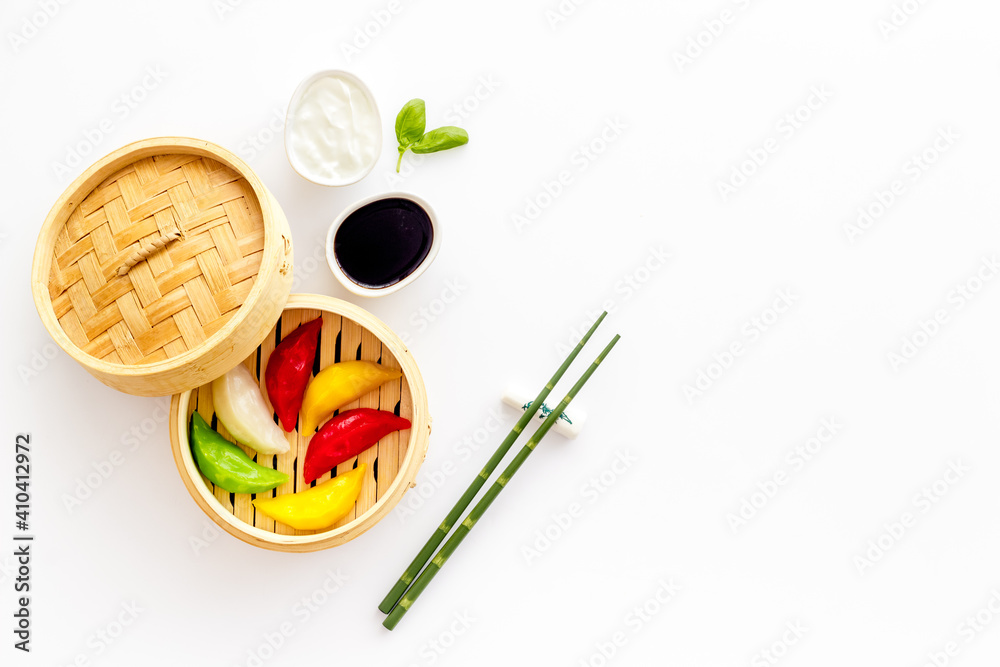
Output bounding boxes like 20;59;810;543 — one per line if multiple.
334;197;433;289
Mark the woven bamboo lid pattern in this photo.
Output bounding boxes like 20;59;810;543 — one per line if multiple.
50;154;267;364
32;138;294;396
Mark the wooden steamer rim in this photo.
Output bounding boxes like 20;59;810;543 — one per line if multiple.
169;294;432;552
31;136;293;396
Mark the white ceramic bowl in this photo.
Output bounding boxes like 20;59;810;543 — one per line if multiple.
326;192;441;298
284;70;382;187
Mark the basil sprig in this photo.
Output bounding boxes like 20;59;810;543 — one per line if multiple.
395;98;469;172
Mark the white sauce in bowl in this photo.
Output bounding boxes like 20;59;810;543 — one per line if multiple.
285;72;381;186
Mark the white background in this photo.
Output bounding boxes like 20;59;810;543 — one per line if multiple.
3;1;1000;665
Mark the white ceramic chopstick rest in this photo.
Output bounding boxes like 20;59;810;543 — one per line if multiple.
502;385;585;439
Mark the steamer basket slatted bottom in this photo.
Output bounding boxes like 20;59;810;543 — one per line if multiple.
170;295;430;552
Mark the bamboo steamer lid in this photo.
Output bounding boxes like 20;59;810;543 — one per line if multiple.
31;137;294;396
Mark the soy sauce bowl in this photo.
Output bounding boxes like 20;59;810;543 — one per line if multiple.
326;192;441;298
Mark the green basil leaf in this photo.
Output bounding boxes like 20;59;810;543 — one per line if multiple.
395;99;426;147
410;126;469;154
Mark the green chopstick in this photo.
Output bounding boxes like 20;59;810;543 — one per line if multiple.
378;312;608;614
383;333;621;630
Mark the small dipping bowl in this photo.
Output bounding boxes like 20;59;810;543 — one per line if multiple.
284;70;382;187
326;192;441;298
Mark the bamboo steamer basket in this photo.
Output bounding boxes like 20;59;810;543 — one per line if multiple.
169;295;431;552
31;137;293;397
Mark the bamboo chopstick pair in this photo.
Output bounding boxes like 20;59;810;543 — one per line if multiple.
378;312;620;629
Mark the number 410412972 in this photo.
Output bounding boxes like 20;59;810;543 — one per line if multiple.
15;434;30;530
